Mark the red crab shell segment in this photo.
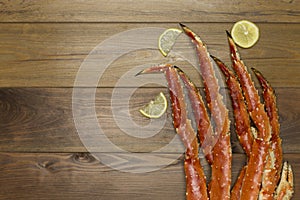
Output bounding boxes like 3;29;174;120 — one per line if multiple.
185;157;209;200
208;133;231;200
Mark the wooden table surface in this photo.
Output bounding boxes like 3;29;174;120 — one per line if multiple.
0;0;299;199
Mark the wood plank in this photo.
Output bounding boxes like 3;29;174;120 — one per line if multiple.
0;23;299;87
0;153;298;199
0;0;299;23
0;88;299;153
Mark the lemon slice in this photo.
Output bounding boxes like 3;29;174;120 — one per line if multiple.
231;20;259;48
158;28;182;56
139;92;168;118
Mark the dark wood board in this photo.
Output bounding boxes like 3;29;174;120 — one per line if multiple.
0;0;299;23
0;0;299;199
0;87;299;153
0;153;299;200
0;23;299;87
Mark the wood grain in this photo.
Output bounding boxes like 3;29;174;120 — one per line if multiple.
0;23;299;87
0;152;298;200
0;1;299;199
0;0;299;23
0;87;299;153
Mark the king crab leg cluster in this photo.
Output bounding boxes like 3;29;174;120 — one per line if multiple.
137;23;294;200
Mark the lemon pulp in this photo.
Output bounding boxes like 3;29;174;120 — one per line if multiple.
231;20;259;48
158;28;182;56
139;92;168;118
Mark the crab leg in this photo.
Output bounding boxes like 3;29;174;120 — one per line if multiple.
176;67;214;165
226;31;273;200
180;23;231;200
138;64;209;200
251;68;283;199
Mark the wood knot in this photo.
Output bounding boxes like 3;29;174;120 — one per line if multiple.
37;160;55;170
73;153;96;164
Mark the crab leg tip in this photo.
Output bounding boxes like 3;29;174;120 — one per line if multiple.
210;55;220;63
210;54;217;60
251;67;273;91
135;70;144;76
179;22;186;28
251;67;262;79
226;30;232;38
179;23;200;42
173;65;180;70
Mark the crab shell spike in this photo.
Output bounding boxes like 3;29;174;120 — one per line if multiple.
227;31;271;142
212;55;253;157
252;67;283;199
181;23;231;200
274;162;294;200
175;67;214;165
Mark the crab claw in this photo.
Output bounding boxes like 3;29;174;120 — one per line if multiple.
274;162;294;200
